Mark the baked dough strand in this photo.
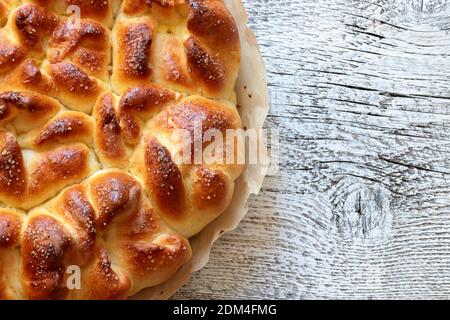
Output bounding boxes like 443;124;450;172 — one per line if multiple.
0;0;242;300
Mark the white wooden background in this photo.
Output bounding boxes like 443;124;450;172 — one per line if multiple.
174;0;450;299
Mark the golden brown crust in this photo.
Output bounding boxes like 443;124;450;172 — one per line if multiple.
116;206;161;241
129;96;243;237
112;19;154;93
115;0;240;99
0;0;242;300
94;93;127;167
14;4;56;51
121;23;153;78
119;85;176;144
0;91;60;128
13;170;193;299
89;171;142;231
0;131;26;199
184;36;226;92
64;0;112;24
187;0;239;50
0;2;7;26
49;20;110;79
0;260;6;299
144;137;186;217
80;246;131;300
19;59;45;86
121;234;190;287
122;0;184;16
153;36;194;91
191;167;231;212
169;96;239;134
56;185;96;264
46;61;107;113
0;37;25;74
27;0;114;26
28;144;90;196
0;137;98;210
0;210;22;248
0;208;25;300
31;112;93;147
22;214;73;300
50;62;99;96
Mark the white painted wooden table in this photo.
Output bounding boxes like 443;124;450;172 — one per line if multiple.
174;0;450;299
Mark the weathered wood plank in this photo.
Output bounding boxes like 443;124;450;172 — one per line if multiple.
174;0;450;299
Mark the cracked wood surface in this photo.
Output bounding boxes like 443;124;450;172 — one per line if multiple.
174;0;450;299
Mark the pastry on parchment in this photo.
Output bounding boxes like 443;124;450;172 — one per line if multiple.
0;0;244;300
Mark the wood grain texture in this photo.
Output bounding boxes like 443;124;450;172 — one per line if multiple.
174;0;450;299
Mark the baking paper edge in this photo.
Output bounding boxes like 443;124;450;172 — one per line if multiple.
131;0;270;300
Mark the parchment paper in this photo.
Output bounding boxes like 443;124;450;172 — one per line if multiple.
132;0;270;300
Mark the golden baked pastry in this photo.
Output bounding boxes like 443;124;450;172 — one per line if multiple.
0;0;243;299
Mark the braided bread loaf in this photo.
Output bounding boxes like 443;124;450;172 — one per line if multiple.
0;0;243;299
